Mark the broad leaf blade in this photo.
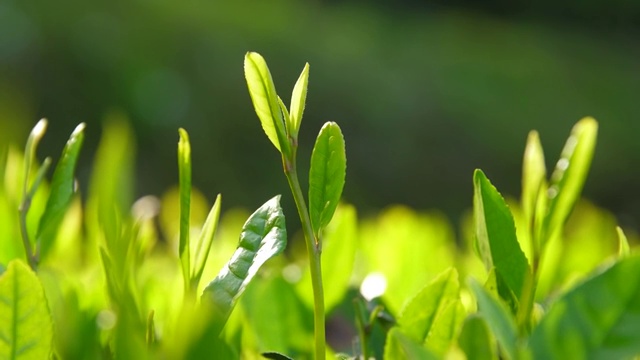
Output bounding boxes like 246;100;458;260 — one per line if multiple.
202;195;287;332
384;328;438;360
474;169;530;300
309;122;346;238
0;260;53;359
530;255;640;360
398;268;459;343
543;117;598;244
37;123;86;257
192;194;222;287
469;278;518;360
424;299;465;355
178;128;192;292
289;62;309;139
244;52;287;153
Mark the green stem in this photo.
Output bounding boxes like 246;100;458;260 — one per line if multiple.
283;158;326;360
18;195;38;269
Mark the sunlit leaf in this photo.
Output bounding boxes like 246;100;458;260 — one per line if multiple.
474;169;530;301
458;315;496;360
192;194;222;288
530;255;640;360
37;123;85;258
398;268;459;343
616;226;630;258
469;278;517;360
308;122;346;238
0;259;53;359
22;119;48;197
384;328;437;360
178;128;192;292
521;130;546;252
202;195;287;333
244;52;288;154
542;117;597;245
423;299;465;355
289;62;309;139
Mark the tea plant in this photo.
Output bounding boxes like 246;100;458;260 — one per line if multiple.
0;52;639;360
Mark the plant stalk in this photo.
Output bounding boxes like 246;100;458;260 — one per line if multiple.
283;157;326;360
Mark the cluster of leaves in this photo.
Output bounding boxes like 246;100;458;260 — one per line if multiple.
1;53;639;360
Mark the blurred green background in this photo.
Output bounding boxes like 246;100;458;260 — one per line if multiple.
1;0;639;231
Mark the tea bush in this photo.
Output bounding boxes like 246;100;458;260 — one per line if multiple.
0;53;638;360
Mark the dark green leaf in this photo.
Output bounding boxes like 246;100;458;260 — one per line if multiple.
244;52;288;154
289;62;309;139
0;259;53;359
202;195;287;333
384;328;438;360
474;169;530;300
37;123;85;257
542;117;597;245
262;352;294;360
191;194;222;287
530;255;640;360
178;128;192;292
458;315;496;360
469;278;518;360
309;122;346;238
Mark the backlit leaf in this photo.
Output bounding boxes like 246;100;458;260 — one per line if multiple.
37;123;85;258
309;122;346;238
244;52;287;154
521;130;546;252
202;195;287;333
0;259;53;359
384;328;437;360
530;255;640;360
191;194;222;288
289;62;309;139
178;128;192;292
474;169;530;300
542;117;597;245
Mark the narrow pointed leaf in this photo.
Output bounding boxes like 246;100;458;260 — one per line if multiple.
521;130;546;249
530;255;640;360
178;128;192;292
469;278;518;360
22;119;48;196
0;260;53;359
289;62;309;139
262;352;294;360
458;315;496;360
192;194;222;287
244;52;287;153
309;122;346;238
37;123;86;257
543;117;598;244
398;268;459;343
202;195;287;332
474;169;530;300
616;226;630;258
384;328;438;360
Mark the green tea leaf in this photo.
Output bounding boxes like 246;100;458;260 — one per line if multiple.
423;299;465;355
244;52;288;154
262;352;294;360
542;117;598;244
398;268;459;343
309;122;346;238
0;259;53;359
178;128;192;292
474;169;530;300
521;130;547;251
37;123;86;257
289;62;309;139
384;328;438;360
202;195;287;332
458;315;496;360
530;255;640;360
469;278;518;360
191;194;222;288
616;226;630;258
22;119;47;197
